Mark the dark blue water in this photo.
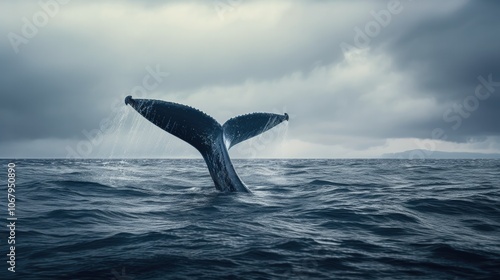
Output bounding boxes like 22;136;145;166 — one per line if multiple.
1;159;499;279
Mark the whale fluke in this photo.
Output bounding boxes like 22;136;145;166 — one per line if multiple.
223;113;289;149
125;96;289;192
125;97;221;153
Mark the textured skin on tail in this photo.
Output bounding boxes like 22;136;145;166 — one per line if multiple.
125;96;287;192
222;113;289;149
126;97;221;153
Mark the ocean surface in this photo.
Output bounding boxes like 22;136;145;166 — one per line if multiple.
1;159;500;280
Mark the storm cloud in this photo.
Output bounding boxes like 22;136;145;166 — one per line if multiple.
0;0;499;158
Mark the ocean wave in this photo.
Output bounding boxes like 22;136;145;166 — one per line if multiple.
2;159;499;279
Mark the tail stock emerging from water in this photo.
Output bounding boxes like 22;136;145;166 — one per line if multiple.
125;96;289;192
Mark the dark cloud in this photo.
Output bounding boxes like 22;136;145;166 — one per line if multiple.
0;0;373;141
380;0;500;141
1;0;499;157
0;46;112;141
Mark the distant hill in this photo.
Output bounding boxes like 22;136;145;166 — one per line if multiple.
382;149;500;159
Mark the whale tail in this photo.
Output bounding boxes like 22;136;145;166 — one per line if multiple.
125;96;288;152
223;112;289;149
125;96;222;153
125;96;288;191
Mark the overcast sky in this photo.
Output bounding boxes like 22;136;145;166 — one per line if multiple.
1;0;499;158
